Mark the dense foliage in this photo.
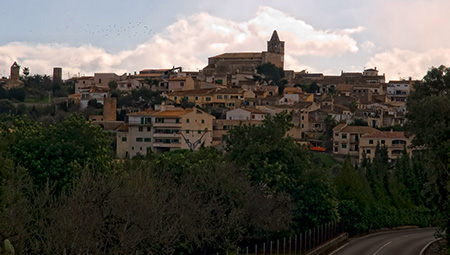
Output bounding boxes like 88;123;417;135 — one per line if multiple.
406;65;450;252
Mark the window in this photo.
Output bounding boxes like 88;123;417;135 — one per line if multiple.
156;118;164;123
136;137;143;142
335;133;338;136
301;124;304;128
180;82;184;86
366;149;371;154
174;96;178;100
369;140;373;144
217;95;223;99
144;138;151;142
301;116;304;120
342;134;347;139
147;127;151;132
206;97;211;101
140;117;145;124
186;119;190;123
342;143;347;149
198;130;201;134
334;147;338;152
392;140;406;145
121;137;127;142
176;118;180;123
186;130;190;134
381;140;385;144
201;119;204;124
224;95;229;99
99;78;102;84
195;96;198;101
138;127;143;132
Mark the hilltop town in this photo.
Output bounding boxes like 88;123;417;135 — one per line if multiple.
0;31;418;162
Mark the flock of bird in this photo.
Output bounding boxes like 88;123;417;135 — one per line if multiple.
82;20;155;38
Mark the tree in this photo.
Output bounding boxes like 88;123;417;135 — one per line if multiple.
22;67;30;77
406;65;450;249
226;112;338;231
254;63;287;94
4;114;112;192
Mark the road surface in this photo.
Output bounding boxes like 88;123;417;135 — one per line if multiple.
330;228;437;255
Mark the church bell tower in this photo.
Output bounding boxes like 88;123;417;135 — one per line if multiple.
267;30;285;54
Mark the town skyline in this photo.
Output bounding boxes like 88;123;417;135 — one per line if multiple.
2;0;450;81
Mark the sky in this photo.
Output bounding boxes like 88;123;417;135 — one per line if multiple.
1;0;450;81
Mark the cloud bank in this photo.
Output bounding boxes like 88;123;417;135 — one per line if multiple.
0;6;362;78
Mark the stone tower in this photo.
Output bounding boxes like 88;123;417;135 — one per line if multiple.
103;97;117;121
267;30;285;54
262;30;285;69
53;67;62;85
10;62;20;80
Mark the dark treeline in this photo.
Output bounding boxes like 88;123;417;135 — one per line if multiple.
0;111;437;254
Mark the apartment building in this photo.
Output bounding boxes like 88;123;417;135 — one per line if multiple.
359;130;414;162
118;107;214;157
332;124;378;156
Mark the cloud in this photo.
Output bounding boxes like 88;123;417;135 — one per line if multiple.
0;6;362;78
365;48;450;81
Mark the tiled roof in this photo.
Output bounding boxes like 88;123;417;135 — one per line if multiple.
341;125;378;133
215;88;244;94
321;76;345;84
128;110;158;116
209;52;262;59
169;77;189;81
168;89;216;96
362;130;408;139
154;109;193;117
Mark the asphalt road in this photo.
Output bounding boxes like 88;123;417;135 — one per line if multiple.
330;228;437;255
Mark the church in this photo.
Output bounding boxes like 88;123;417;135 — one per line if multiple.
201;30;285;86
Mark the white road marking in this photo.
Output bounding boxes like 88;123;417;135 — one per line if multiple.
372;241;392;255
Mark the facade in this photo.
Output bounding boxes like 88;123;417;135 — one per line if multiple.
359;130;414;162
168;76;195;91
226;108;269;121
120;107;214;157
387;79;415;102
332;124;378;156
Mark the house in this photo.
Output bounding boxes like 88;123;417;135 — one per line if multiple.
226;108;269;121
120;107;215;157
168;76;195;91
359;130;414;162
387;79;416;103
332;124;378;157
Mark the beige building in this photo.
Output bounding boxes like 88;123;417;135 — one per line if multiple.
168;76;195;91
359;130;414;162
119;107;215;157
332;124;378;156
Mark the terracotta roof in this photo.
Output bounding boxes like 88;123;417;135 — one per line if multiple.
215;88;244;94
322;76;345;84
284;87;303;94
336;84;354;91
154;109;193;117
333;123;347;131
169;77;189;81
362;131;409;139
168;89;216;96
209;52;262;59
239;108;269;114
340;125;378;133
128;110;158;116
